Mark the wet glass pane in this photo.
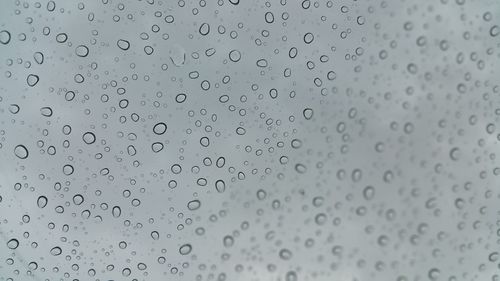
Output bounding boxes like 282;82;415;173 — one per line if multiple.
1;0;499;280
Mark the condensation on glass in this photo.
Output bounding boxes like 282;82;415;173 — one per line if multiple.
0;0;499;280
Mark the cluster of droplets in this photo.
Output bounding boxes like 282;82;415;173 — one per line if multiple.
1;0;500;281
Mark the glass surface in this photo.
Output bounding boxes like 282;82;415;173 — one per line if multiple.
1;0;500;280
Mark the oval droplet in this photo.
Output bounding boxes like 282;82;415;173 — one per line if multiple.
187;200;201;211
14;145;29;159
215;180;226;193
40;107;53;117
7;238;19;249
117;39;130;50
179;243;192;255
112;206;121;218
37;195;48;208
50;246;62;256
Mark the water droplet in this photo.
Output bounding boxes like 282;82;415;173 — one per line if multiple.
62;164;74;175
14;145;29;159
449;147;461;161
279;248;293;260
33;52;44;64
55;33;68;43
37;196;48;208
187;199;201;211
490;25;499;37
0;30;11;44
82;132;96;144
117;39;130;50
215;179;226;193
40;107;53;117
112;206;121;218
229;50;241;62
179;243;192;255
72;194;84;205
303;108;314;120
199;23;210;35
27;74;40;87
7;238;19;249
153;122;167;135
9;104;20;114
50;246;62;256
75;45;89;57
151;231;160;240
363;186;375;200
152;142;164;153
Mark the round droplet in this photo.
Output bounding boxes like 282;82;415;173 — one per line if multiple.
229;50;241;62
0;30;11;44
117;39;130;50
122;268;132;277
200;137;210;147
82;132;96;144
284;271;298;281
14;145;29;159
153;122;167;135
428;268;440;281
75;45;89;57
357;16;365;25
303;108;314;120
72;194;84;205
55;33;68;43
152;142;164;153
490;25;499;37
62;164;74;176
279;248;293;260
9;104;20;114
449;147;460;161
